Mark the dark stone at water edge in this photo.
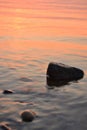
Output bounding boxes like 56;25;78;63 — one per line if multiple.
47;62;84;87
21;110;36;122
3;90;14;94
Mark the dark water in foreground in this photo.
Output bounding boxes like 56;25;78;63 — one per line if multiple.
0;0;87;130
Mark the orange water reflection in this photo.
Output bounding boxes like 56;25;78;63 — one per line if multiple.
0;40;87;54
0;0;87;37
0;0;87;58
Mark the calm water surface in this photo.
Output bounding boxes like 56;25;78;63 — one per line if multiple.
0;0;87;130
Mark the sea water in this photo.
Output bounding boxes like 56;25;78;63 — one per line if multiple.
0;0;87;129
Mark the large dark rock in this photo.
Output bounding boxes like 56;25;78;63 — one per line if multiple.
47;62;84;87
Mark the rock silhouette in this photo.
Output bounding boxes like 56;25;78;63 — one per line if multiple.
47;62;84;87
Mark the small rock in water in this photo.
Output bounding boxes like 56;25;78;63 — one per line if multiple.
21;110;36;122
0;124;11;130
3;90;14;94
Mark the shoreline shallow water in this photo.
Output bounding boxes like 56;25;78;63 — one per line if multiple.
0;41;87;130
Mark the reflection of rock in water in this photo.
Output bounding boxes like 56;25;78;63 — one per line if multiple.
46;62;84;88
47;77;70;88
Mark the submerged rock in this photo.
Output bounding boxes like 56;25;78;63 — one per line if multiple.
19;77;32;82
47;62;84;87
3;90;14;94
21;110;36;122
